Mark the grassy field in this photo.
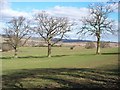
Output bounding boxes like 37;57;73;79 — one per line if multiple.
1;46;119;89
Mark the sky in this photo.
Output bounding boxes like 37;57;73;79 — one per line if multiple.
0;0;118;42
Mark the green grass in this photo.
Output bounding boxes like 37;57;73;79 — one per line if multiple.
1;46;119;89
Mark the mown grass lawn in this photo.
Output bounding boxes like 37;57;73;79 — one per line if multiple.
1;46;119;89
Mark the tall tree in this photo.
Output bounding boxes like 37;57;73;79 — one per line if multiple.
4;16;31;58
34;11;73;57
77;3;117;54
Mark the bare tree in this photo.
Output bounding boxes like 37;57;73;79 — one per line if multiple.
34;11;73;57
77;3;117;54
4;16;31;58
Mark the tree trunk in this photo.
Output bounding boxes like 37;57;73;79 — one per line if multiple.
96;37;101;54
47;42;51;57
14;48;18;58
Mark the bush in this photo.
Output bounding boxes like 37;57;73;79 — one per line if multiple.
70;46;75;50
2;43;13;52
0;43;2;49
100;42;110;48
0;43;2;51
85;42;95;49
53;44;62;47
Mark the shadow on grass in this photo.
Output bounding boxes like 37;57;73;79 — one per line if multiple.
1;53;102;60
0;57;12;59
1;52;119;60
101;52;120;55
75;53;96;56
52;55;69;57
1;55;69;60
2;68;119;89
18;56;47;59
75;52;119;56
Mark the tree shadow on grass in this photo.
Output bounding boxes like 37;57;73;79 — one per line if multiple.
2;68;119;89
74;52;119;57
18;56;47;59
75;53;96;56
1;55;69;60
0;57;12;59
1;52;119;60
0;54;96;60
101;52;120;55
52;55;69;57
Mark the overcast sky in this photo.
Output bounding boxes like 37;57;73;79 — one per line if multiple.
0;0;118;42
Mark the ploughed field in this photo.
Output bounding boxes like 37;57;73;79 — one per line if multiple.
1;46;119;89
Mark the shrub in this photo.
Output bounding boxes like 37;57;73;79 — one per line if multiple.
70;46;75;50
0;43;2;49
0;43;2;51
100;42;110;48
2;43;13;52
85;42;95;49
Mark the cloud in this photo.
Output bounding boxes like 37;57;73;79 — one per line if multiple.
0;0;31;21
1;2;88;21
0;0;32;32
1;9;30;19
107;3;118;12
33;6;89;20
0;0;10;10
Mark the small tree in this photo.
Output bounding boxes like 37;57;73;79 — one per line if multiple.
34;11;73;57
85;42;95;49
4;16;31;58
100;41;110;48
77;3;117;54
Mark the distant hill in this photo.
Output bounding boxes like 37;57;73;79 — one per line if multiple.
60;39;92;43
53;38;117;43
